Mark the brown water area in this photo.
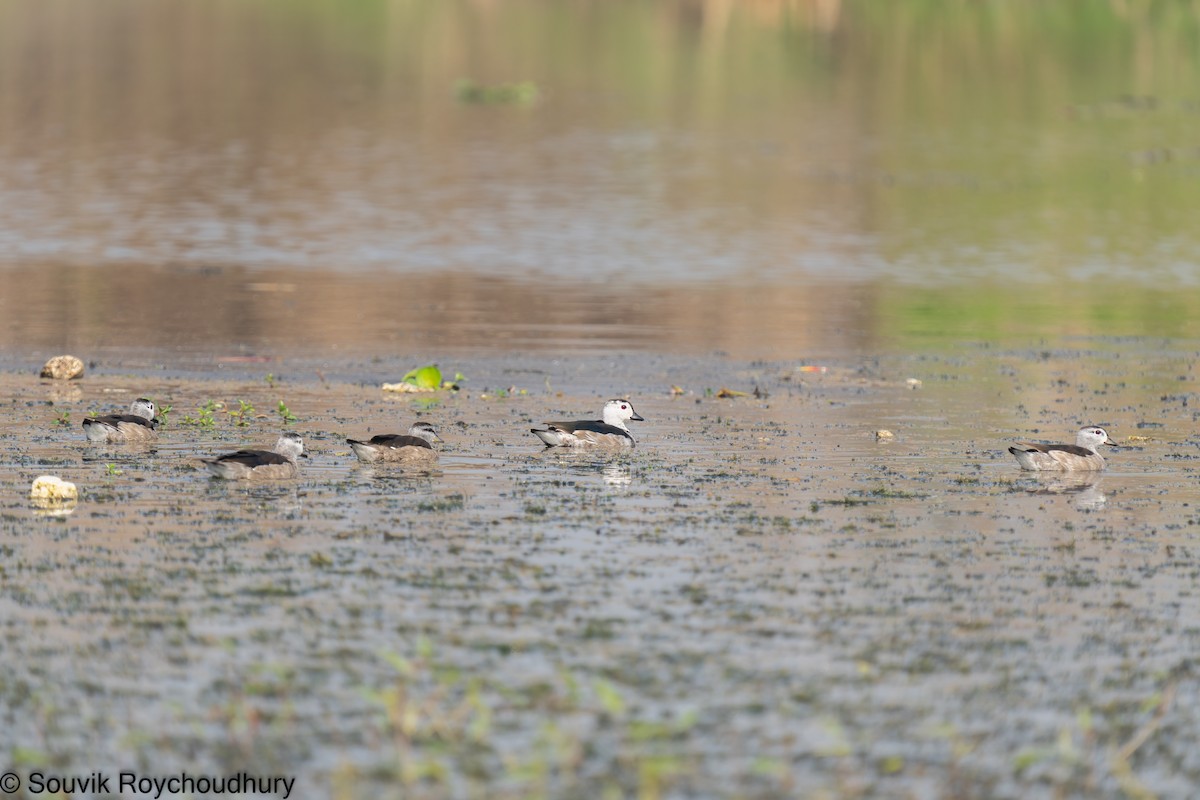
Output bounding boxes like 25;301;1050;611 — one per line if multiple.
5;2;1200;799
0;263;883;361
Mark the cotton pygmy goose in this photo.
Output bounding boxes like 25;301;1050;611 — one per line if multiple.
347;421;442;464
201;432;308;480
531;399;645;448
81;397;159;443
1008;426;1117;471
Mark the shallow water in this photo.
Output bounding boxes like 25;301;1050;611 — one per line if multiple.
5;2;1200;798
3;342;1200;798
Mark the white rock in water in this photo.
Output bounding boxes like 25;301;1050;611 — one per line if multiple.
30;475;79;501
41;355;85;380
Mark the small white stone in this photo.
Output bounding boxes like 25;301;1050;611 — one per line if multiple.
30;475;79;501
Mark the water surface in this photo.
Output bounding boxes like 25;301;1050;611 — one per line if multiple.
3;3;1200;799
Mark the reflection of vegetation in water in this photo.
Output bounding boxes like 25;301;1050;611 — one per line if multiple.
455;79;539;106
6;1;1200;280
6;0;1200;364
875;284;1200;346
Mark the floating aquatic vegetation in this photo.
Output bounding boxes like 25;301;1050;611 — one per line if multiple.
383;365;464;393
404;365;442;389
455;79;539;106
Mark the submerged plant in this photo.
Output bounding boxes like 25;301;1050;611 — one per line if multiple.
416;494;466;513
228;399;255;427
480;386;526;400
181;400;219;428
358;642;691;798
277;401;298;425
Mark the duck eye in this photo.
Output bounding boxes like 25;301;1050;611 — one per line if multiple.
621;405;627;410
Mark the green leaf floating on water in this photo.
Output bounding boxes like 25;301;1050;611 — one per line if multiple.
383;364;462;393
402;364;442;389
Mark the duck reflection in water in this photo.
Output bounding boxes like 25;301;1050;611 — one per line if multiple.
1026;472;1106;511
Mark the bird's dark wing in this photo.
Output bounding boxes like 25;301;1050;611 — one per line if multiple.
360;434;433;450
86;414;157;430
213;449;289;467
1012;442;1092;457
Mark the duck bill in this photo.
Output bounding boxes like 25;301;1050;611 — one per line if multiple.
631;412;645;421
1103;437;1117;447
